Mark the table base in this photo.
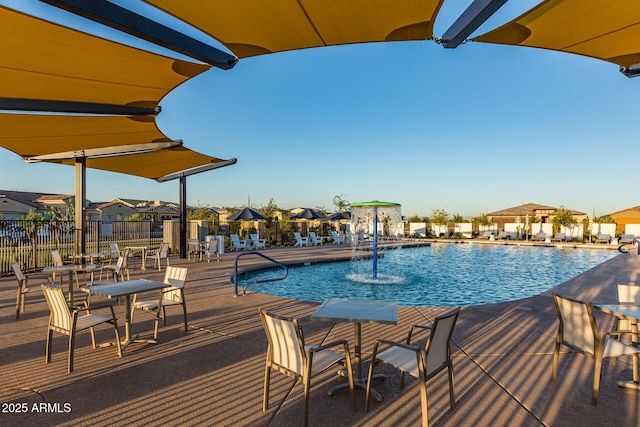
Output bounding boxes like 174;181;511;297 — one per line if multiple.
99;333;158;350
329;370;385;402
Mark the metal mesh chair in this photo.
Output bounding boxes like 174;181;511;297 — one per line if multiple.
42;284;122;373
260;309;355;427
365;307;460;427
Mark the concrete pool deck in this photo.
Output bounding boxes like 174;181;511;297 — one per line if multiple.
1;241;639;426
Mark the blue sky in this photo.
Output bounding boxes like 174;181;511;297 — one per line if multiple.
1;0;637;218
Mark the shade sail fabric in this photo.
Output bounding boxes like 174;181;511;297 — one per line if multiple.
0;113;231;181
1;5;210;108
144;0;444;58
53;146;229;181
472;0;640;70
0;114;172;159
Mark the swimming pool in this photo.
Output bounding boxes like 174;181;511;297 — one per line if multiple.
246;244;617;306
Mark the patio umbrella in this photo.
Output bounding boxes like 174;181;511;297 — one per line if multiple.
228;207;265;239
329;211;352;221
291;208;326;220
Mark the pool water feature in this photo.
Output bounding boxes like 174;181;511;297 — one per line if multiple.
246;244;617;306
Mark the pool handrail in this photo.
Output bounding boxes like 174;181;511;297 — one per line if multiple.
232;251;288;296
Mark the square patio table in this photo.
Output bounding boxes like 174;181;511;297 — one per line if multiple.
43;263;96;301
82;279;169;350
595;304;640;390
311;298;397;401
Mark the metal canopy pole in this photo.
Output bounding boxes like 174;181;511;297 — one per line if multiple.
74;157;86;256
179;176;187;259
442;0;508;48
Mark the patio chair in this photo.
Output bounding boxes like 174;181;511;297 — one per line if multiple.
595;234;611;244
132;266;189;338
620;234;636;244
329;230;345;244
552;293;640;404
260;309;355;427
41;284;122;373
249;233;266;250
205;239;220;262
12;262;52;319
96;248;131;282
231;234;247;251
146;242;170;271
308;231;324;246
365;307;460;427
50;249;70;285
550;233;565;242
293;232;309;247
531;232;546;241
613;285;640;357
476;231;493;240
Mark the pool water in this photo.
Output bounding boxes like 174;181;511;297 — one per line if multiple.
246;245;617;306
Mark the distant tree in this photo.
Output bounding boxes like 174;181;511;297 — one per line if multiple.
45;200;74;221
452;213;465;223
408;215;422;222
259;199;280;245
594;215;615;224
314;206;328;215
333;194;350;212
280;214;293;246
431;209;449;226
125;213;143;222
552;206;578;232
472;213;491;227
421;216;430;223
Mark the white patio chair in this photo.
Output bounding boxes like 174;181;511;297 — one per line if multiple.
42;284;122;373
365;307;460;427
308;231;324;246
613;284;640;356
293;232;309;247
132;266;189;339
595;234;611;244
12;262;52;319
552;293;640;404
231;234;247;251
329;230;345;244
50;249;70;285
249;233;266;249
260;309;355;427
146;242;170;270
205;239;220;262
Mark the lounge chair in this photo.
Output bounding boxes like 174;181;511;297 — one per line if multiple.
293;232;309;247
231;234;247;251
620;234;636;244
595;234;611;244
205;239;220;262
531;232;546;241
308;231;325;246
260;309;355;427
496;231;509;240
476;231;493;240
328;230;345;244
366;307;461;426
552;294;640;404
249;233;266;250
132;266;189;338
550;233;565;242
42;284;122;373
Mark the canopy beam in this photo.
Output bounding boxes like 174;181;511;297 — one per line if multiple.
0;97;159;115
40;0;238;69
156;158;237;182
25;141;183;162
442;0;508;48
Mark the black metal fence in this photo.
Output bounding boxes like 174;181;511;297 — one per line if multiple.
0;219;160;274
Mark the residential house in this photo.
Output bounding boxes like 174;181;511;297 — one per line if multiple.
487;203;585;230
608;206;640;233
0;190;73;219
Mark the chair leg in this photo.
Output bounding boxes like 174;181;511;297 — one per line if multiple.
45;328;53;363
448;361;456;409
593;353;603;405
89;326;97;349
365;343;379;412
112;320;122;358
552;340;561;380
419;379;429;427
182;303;188;332
263;365;271;411
303;375;311;427
68;332;76;373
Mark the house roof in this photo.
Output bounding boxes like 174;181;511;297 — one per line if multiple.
0;190;72;210
608;206;640;216
488;203;585;217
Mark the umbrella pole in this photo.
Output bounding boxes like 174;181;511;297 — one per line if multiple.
373;207;378;280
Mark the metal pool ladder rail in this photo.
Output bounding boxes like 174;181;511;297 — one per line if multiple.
232;251;288;296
